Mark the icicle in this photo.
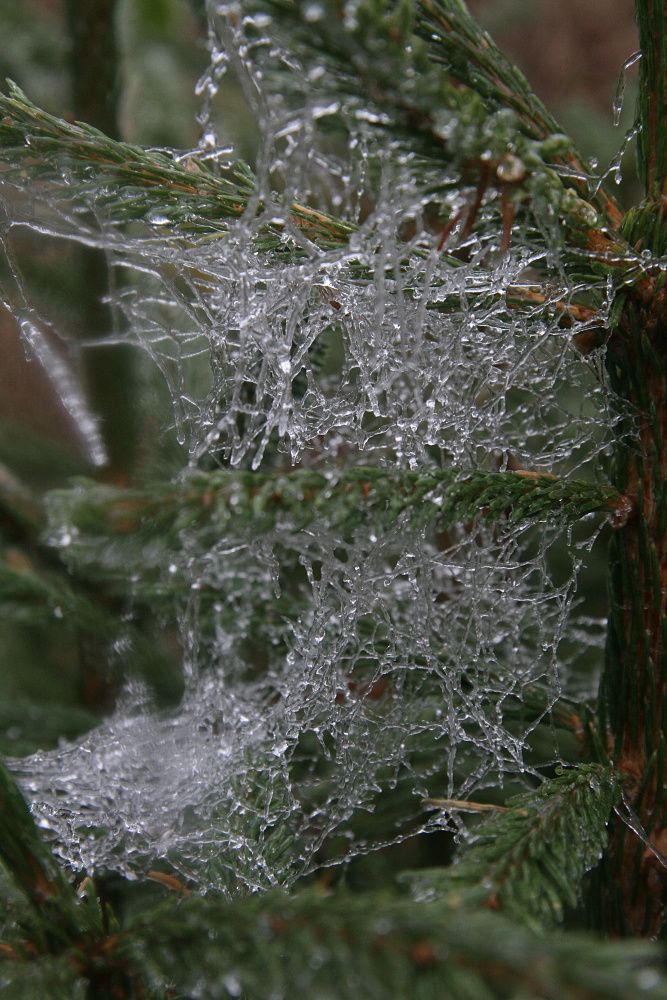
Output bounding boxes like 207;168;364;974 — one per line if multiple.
613;50;641;126
19;318;107;467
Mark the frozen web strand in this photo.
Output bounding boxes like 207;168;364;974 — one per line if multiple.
127;208;612;472
3;0;621;891
582;49;642;193
17;516;577;891
0;212;107;466
612;50;641;127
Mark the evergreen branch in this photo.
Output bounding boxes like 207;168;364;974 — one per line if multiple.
416;0;559;139
109;886;667;999
0;698;98;758
0;80;632;280
35;471;623;687
0;763;104;952
0;82;354;247
254;0;623;242
411;764;621;928
5;879;665;998
0;955;86;999
46;468;622;565
415;0;623;228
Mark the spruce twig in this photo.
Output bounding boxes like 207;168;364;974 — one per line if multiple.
44;467;623;553
414;764;621;928
0;763;103;951
112;885;667;999
0;82;354;247
253;0;627;258
416;0;623;228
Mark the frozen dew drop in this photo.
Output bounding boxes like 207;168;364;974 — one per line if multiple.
223;973;243;997
303;2;325;22
148;211;171;226
200;128;218;150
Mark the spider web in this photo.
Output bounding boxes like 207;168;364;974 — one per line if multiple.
3;1;621;892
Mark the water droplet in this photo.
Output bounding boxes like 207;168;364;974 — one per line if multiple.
303;2;324;22
223;972;242;997
200;128;217;150
148;211;171;226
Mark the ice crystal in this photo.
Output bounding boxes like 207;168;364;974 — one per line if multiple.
1;1;621;892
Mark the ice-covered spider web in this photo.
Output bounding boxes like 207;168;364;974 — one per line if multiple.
3;1;624;893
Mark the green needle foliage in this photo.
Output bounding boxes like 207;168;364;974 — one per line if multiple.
0;81;353;247
0;763;107;953
117;888;666;1000
407;764;622;928
44;466;621;574
1;0;667;996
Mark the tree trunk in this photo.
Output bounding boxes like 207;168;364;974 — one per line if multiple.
599;0;667;936
66;0;137;477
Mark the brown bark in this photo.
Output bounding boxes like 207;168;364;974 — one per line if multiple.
601;202;667;934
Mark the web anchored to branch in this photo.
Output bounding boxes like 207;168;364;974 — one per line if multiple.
0;0;633;893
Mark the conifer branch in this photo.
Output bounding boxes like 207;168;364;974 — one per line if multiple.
0;82;354;247
4;873;665;998
413;764;621;928
417;0;560;139
111;886;666;998
254;0;624;243
0;78;632;277
0;763;104;952
45;468;622;565
416;0;623;229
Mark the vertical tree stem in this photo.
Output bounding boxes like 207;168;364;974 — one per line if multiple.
600;281;667;935
637;0;667;199
597;1;667;935
66;0;137;477
65;1;136;712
